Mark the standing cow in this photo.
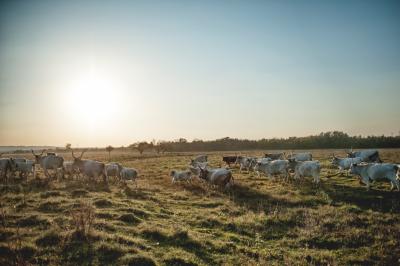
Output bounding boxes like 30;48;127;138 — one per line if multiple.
350;163;399;191
198;167;234;189
31;150;64;178
71;150;107;182
331;155;363;176
347;149;381;163
288;159;321;184
254;160;290;180
287;152;312;162
222;156;242;167
104;162;123;181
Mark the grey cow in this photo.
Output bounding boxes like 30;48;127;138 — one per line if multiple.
31;150;64;178
71;150;107;182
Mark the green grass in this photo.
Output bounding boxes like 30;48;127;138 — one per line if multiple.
0;149;400;265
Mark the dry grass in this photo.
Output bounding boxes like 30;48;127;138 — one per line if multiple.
0;149;400;265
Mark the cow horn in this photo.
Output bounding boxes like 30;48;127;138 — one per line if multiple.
40;150;45;156
71;149;76;159
31;149;36;156
80;149;87;159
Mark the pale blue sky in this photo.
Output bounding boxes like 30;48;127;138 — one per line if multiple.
1;0;399;146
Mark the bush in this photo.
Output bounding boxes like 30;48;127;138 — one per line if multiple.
70;201;95;238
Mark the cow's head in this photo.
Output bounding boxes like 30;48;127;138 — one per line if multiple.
198;166;209;180
31;149;45;164
346;147;355;158
169;170;176;177
71;149;86;167
287;158;297;170
331;154;339;165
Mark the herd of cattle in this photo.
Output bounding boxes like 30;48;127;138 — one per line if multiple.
0;149;399;191
172;149;399;191
0;149;138;184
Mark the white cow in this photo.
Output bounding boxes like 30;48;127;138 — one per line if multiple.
14;160;35;179
347;149;381;163
235;157;254;173
190;155;208;166
350;163;399;191
331;155;363;175
198;167;234;189
288;152;312;162
71;150;106;182
254;160;289;180
61;161;80;179
188;162;208;176
288;160;321;183
31;150;64;178
105;162;123;181
170;170;192;183
120;167;138;185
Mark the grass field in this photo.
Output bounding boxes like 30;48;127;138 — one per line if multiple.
1;149;400;265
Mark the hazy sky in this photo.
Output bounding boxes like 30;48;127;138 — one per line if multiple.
1;0;399;147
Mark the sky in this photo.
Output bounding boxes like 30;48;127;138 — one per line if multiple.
0;0;399;147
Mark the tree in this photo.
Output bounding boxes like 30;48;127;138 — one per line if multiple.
129;142;150;155
65;143;72;151
106;145;114;160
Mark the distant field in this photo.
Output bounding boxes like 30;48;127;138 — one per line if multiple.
1;149;400;265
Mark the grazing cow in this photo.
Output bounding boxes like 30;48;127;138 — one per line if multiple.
350;163;399;191
331;155;363;175
198;167;234;189
287;152;312;162
190;155;208;166
61;161;80;179
170;170;192;183
288;160;321;183
264;153;285;160
222;156;242;167
254;160;289;180
71;150;106;182
14;160;35;179
105;162;123;181
31;150;64;178
347;149;381;163
120;167;138;185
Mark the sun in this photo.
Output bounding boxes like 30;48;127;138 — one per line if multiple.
64;68;121;129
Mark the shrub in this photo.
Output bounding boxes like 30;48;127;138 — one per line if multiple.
69;201;95;238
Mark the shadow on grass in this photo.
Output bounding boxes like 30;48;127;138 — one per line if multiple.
141;229;215;265
229;183;326;212
321;181;400;213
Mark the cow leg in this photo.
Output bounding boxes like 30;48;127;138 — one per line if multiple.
44;168;50;178
395;179;400;191
313;174;320;184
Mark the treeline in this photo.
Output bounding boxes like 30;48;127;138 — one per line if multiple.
129;131;400;153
